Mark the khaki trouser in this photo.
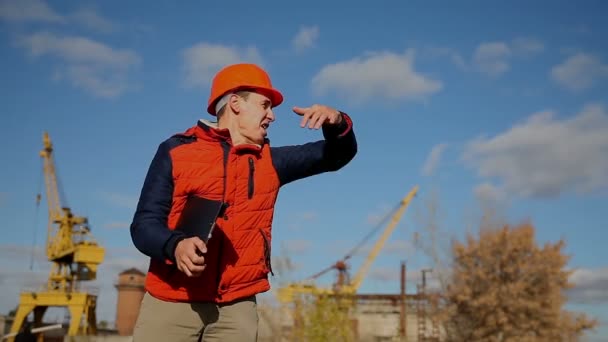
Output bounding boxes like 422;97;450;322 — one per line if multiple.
132;292;258;342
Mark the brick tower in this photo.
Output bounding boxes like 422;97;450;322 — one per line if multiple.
114;268;146;336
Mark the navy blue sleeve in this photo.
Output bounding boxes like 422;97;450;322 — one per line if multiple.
130;137;187;263
271;112;357;186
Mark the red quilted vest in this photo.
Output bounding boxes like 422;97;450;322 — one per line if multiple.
144;120;279;303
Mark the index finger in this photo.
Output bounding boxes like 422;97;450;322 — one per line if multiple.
192;237;207;254
292;106;309;116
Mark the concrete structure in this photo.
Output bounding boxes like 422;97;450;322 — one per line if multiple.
257;297;440;342
256;262;444;341
114;268;145;336
354;296;442;342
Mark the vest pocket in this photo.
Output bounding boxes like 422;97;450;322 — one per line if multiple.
248;157;255;199
259;228;274;276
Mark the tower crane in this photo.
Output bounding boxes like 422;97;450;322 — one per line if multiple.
277;185;418;303
8;132;105;341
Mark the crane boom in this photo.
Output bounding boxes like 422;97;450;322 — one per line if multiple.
40;132;92;263
348;185;418;292
277;185;418;303
40;131;62;222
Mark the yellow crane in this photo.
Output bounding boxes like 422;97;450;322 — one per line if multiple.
277;185;418;303
8;132;105;341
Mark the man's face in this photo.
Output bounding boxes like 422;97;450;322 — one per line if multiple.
236;91;275;145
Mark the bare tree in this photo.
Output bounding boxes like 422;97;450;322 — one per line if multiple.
438;222;597;341
412;188;453;291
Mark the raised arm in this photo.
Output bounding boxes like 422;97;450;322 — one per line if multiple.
271;110;357;186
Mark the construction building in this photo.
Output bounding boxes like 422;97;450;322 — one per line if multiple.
114;268;146;336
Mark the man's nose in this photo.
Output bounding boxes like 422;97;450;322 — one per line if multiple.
267;109;275;122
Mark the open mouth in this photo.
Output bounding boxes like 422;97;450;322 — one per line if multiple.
261;123;269;130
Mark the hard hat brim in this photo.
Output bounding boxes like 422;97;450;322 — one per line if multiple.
207;86;284;116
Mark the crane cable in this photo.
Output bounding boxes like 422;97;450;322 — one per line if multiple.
342;200;402;262
304;199;402;281
29;159;43;271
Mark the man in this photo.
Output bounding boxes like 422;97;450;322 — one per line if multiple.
130;63;357;341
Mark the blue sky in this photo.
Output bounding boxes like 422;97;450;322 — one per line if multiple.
1;0;607;338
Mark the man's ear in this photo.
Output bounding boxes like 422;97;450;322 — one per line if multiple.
228;94;241;114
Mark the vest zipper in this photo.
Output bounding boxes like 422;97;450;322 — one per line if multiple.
217;141;231;296
248;157;255;199
259;228;274;276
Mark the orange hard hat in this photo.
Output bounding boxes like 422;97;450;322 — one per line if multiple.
207;63;284;115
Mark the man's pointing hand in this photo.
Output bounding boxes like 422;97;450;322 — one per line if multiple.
293;104;343;129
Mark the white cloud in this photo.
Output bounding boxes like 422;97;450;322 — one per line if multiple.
422;37;542;76
2;1;135;97
19;31;138;67
17;31;140;98
473;42;511;77
462;103;608;198
551;53;608;91
101;191;138;210
0;245;47;268
70;7;119;34
312;49;442;104
568;267;608;304
511;37;545;57
0;245;66;318
422;46;467;70
474;182;506;204
284;239;312;254
421;143;448;176
0;269;49;305
60;64;133;98
0;0;119;34
181;42;264;88
471;38;543;77
0;0;63;23
292;25;319;52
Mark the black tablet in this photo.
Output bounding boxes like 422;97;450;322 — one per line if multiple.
176;195;225;243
